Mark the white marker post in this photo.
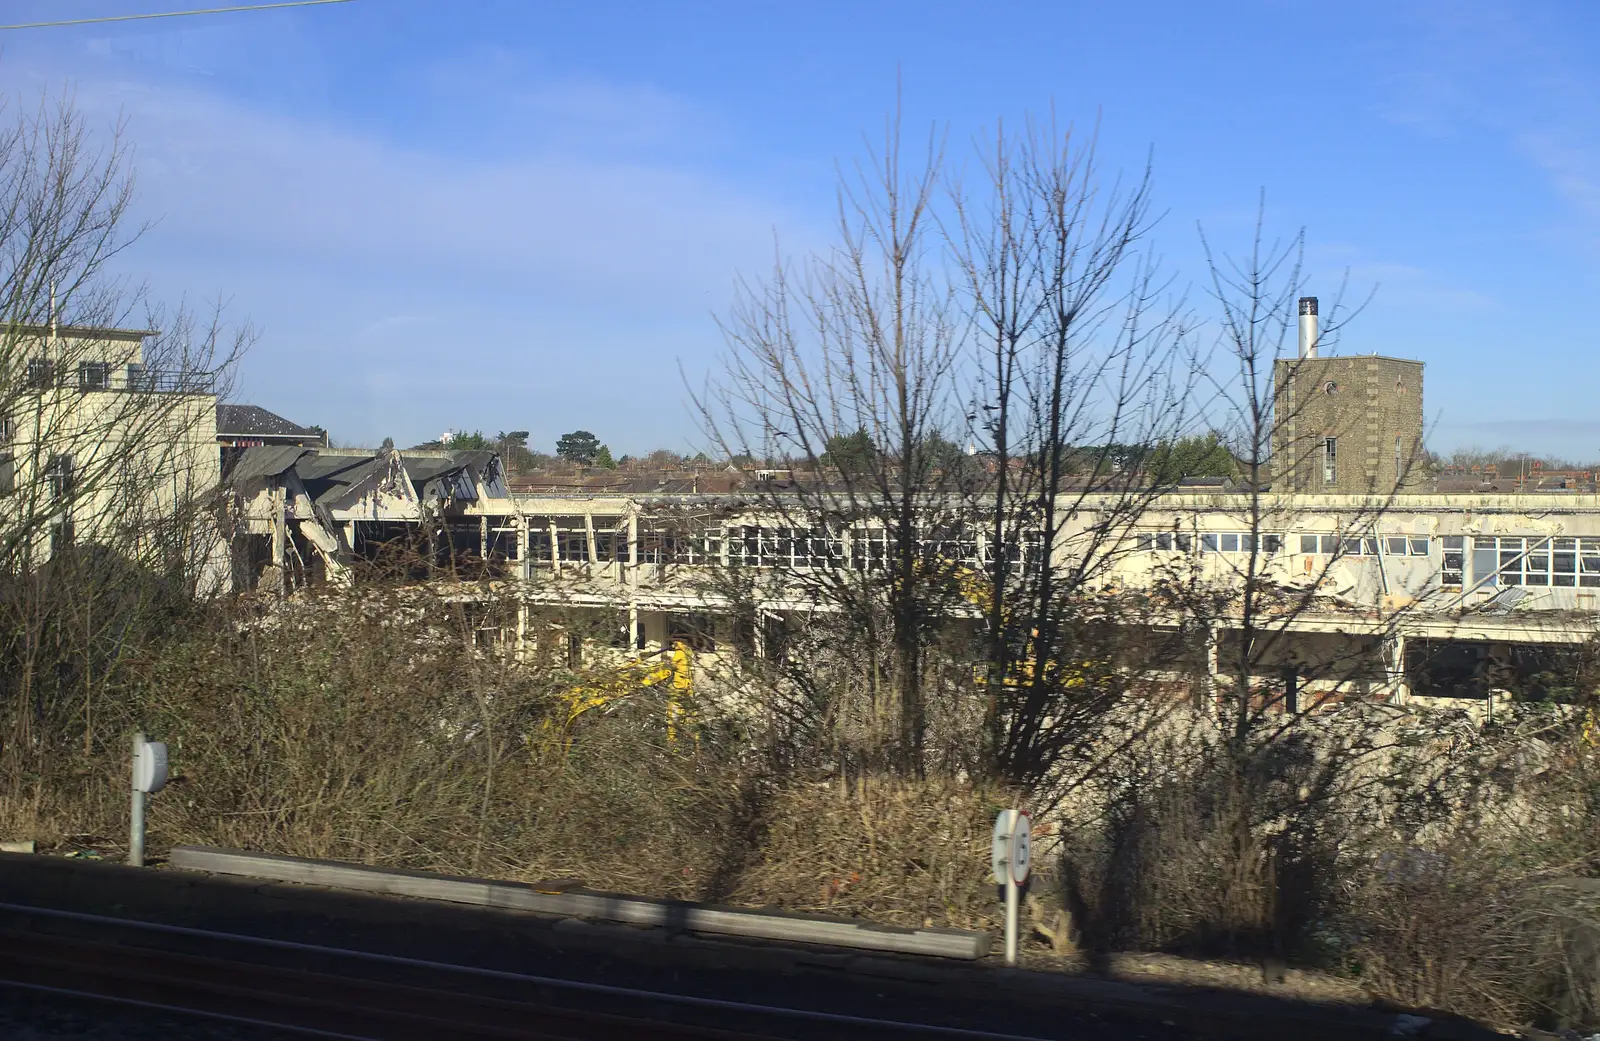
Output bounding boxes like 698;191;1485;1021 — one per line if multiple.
992;809;1031;965
129;732;168;867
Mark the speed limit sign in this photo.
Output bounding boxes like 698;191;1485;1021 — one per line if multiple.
993;808;1032;964
1009;811;1031;884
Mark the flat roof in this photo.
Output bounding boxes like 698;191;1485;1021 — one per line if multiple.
0;322;155;339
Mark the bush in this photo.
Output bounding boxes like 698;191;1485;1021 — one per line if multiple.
730;775;1009;929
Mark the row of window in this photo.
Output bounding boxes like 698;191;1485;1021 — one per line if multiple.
1446;535;1600;588
1299;534;1431;557
22;358;159;392
1134;529;1600;590
1136;531;1285;554
524;522;1041;572
725;526;1041;572
1140;532;1437;557
523;520;1600;590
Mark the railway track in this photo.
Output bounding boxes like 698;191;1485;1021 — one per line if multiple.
0;902;1060;1041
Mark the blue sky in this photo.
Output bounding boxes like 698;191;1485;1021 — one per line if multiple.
2;0;1598;459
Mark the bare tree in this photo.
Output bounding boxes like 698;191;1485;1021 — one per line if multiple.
695;111;963;775
947;120;1201;790
1085;208;1434;960
0;90;247;809
696;112;1203;786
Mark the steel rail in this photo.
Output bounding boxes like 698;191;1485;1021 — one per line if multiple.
0;928;742;1040
0;978;368;1039
0;900;1061;1041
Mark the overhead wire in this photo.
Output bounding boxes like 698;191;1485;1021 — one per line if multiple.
0;1;353;32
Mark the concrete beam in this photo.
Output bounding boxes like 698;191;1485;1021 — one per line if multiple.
170;846;990;960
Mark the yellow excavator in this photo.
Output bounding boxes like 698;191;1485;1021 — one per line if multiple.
545;639;696;748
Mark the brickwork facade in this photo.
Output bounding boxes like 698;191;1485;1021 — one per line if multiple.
1272;355;1424;494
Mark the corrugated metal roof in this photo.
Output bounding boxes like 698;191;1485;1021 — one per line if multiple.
227;445;312;486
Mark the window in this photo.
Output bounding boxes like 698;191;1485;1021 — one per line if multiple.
728;525;757;567
26;357;53;389
49;519;74;555
0;415;11;445
1472;537;1498;587
553;517;589;562
1382;536;1431;557
810;530;844;567
1322;437;1337;485
78;361;109;391
1498;537;1525;585
1141;531;1192;552
1394;436;1403;480
1554;538;1578;587
1582;539;1600;587
668;612;716;652
45;454;73;502
1301;533;1384;556
1442;535;1464;586
994;532;1045;572
1471;535;1600;588
1199;532;1280;555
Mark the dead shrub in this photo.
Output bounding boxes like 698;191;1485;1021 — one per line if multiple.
1341;739;1600;1033
730;774;1009;930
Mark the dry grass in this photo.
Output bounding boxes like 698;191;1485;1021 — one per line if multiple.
729;775;1009;929
4;581;1600;1033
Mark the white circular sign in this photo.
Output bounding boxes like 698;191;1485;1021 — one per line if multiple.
1009;811;1032;884
991;809;1017;883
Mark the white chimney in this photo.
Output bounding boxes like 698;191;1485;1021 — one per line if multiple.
1298;296;1318;359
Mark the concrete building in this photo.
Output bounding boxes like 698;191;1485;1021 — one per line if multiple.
1272;297;1425;494
224;444;512;591
220;315;1599;713
1;322;221;575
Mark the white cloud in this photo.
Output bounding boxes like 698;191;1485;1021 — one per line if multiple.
58;77;791;305
0;47;825;447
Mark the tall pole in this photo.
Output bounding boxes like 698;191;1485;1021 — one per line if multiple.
1004;867;1020;965
128;731;146;867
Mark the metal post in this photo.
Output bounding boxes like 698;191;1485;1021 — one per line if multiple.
128;731;146;867
1004;872;1020;966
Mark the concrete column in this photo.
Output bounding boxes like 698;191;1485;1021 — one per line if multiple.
1204;624;1221;704
271;484;286;568
626;508;640;651
1384;633;1410;704
585;512;598;566
549;519;560;575
518;515;530;581
627;511;639;587
480;515;488;560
